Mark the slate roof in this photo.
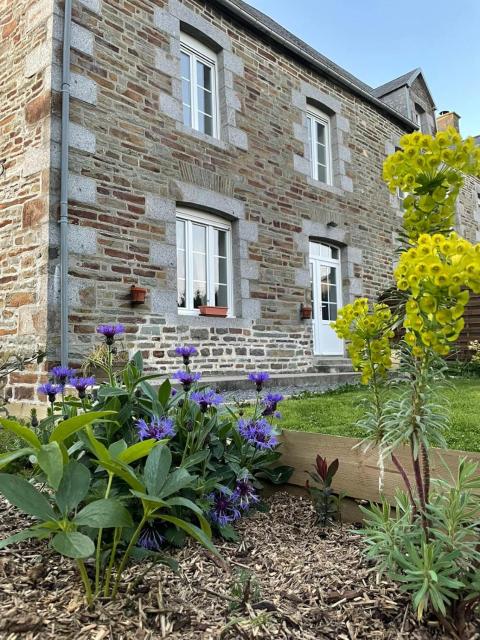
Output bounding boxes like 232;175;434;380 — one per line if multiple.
372;69;421;98
475;135;480;146
213;0;418;129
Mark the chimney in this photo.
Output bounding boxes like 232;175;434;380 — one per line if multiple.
436;110;461;133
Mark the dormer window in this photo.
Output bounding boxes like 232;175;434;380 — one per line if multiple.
306;106;332;185
180;33;218;138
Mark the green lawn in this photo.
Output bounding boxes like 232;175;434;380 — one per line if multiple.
279;378;480;453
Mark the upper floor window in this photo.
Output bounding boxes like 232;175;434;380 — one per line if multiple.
176;208;232;314
180;33;218;138
306;107;332;184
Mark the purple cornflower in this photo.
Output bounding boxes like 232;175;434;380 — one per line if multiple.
137;416;176;441
69;376;96;399
208;489;241;527
232;477;259;511
248;371;270;392
261;392;284;418
190;389;223;412
238;418;278;450
172;370;201;391
175;345;198;366
137;522;164;551
171;388;178;397
38;382;62;403
51;366;76;385
96;324;125;345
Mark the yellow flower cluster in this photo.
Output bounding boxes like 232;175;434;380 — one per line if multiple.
395;232;480;355
331;299;394;384
383;128;480;241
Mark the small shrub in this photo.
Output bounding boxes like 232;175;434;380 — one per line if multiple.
305;454;342;528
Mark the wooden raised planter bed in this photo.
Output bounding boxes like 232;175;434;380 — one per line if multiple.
279;431;480;504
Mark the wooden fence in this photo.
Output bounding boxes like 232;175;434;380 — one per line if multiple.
279;431;480;503
457;293;480;355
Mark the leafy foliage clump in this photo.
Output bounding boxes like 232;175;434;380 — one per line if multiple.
0;329;291;604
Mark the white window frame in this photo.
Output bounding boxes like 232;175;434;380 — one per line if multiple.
306;106;332;185
180;32;220;139
176;207;234;316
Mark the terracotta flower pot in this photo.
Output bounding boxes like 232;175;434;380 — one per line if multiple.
300;305;312;320
198;305;228;317
130;285;147;304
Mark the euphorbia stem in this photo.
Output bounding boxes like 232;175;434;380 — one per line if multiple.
391;453;417;514
420;440;430;504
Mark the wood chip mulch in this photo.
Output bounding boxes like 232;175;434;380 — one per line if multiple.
0;492;478;639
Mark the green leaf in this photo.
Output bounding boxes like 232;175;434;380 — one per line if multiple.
144;445;171;496
108;439;127;458
97;386;129;399
158;514;220;557
130;546;179;572
157;379;171;407
217;523;239;542
96;459;145;492
164;496;211;536
0;418;41;450
0;447;35;470
49;411;116;444
85;426;110;463
160;468;194;498
55;462;91;514
51;531;95;559
0;526;52;549
181;450;209;469
37;442;64;490
117;439;158;464
257;465;294;485
74;498;133;528
132;350;144;372
0;474;56;521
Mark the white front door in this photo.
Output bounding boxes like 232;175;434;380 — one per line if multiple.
309;242;344;356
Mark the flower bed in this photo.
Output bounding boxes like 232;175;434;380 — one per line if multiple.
0;492;461;640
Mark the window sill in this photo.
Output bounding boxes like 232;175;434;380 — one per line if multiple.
306;177;344;197
175;123;229;150
165;312;251;329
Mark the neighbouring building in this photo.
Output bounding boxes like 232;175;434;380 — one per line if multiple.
1;0;480;407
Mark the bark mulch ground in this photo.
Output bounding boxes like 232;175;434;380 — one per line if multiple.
0;492;478;640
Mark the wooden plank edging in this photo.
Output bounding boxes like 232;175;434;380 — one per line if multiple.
279;431;480;503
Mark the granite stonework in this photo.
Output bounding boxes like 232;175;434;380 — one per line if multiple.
1;0;479;406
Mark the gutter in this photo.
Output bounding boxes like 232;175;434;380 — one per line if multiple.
60;0;72;366
214;0;418;131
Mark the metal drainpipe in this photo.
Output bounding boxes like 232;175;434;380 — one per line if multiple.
60;0;72;366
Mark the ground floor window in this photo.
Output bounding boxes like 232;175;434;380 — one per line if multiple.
176;208;232;314
309;241;343;355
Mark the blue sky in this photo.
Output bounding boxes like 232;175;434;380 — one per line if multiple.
246;0;479;137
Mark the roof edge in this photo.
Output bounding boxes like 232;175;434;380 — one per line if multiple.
212;0;418;131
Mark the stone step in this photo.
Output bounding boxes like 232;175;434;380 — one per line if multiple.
312;357;354;374
163;370;360;396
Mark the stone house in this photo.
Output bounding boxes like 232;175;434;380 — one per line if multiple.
1;0;480;405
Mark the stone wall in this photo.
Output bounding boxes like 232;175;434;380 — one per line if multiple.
0;0;57;403
2;0;480;405
53;0;480;377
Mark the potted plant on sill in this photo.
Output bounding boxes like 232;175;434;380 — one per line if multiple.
198;305;229;318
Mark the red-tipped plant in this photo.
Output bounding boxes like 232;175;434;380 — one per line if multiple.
306;454;342;528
